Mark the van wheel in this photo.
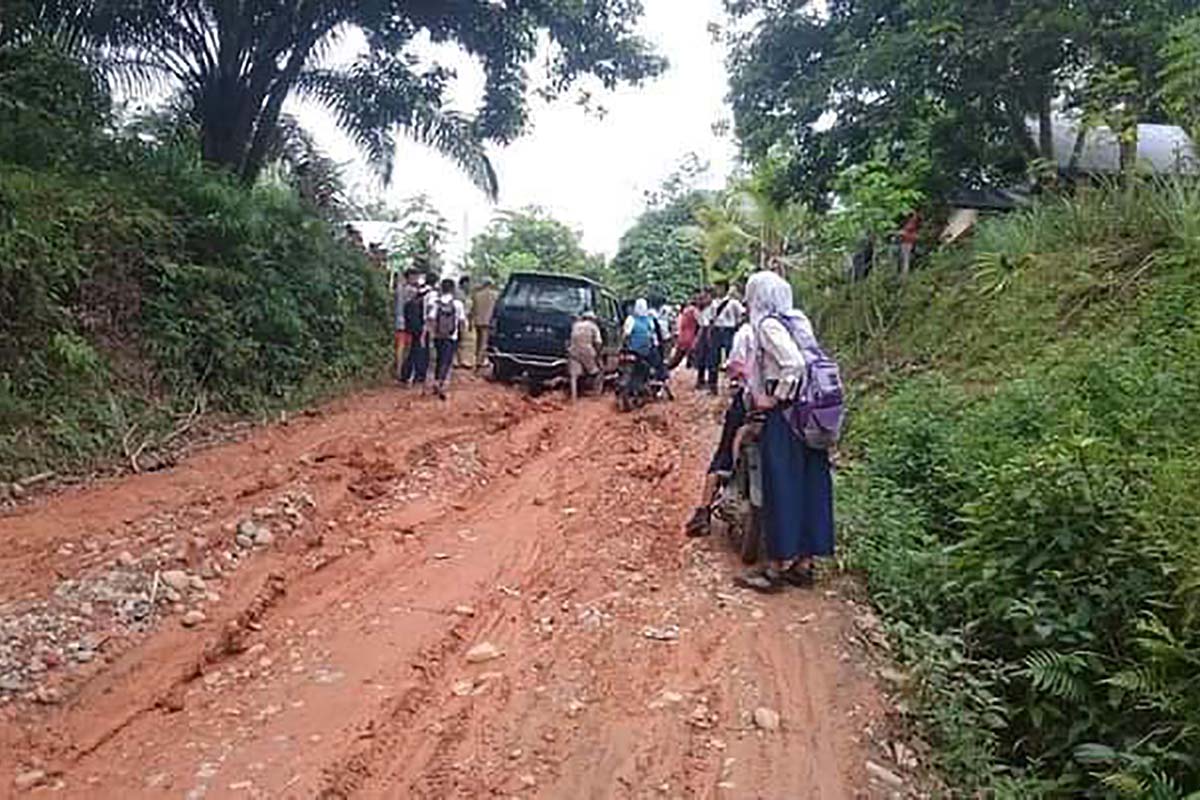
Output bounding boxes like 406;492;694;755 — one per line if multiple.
492;361;515;383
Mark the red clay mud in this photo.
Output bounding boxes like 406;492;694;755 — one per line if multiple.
1;379;897;799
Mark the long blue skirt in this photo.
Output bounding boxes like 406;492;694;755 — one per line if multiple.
760;406;835;560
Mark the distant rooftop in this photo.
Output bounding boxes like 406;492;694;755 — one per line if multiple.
1030;118;1198;175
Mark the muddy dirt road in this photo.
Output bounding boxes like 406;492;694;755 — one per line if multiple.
0;379;894;799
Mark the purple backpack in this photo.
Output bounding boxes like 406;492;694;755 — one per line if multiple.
775;316;845;449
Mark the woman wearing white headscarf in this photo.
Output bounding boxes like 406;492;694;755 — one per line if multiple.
736;270;834;592
622;297;666;376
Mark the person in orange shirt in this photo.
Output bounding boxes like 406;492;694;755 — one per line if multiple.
393;267;424;382
666;294;700;370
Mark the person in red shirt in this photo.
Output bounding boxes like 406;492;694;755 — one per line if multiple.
667;294;700;370
899;211;921;277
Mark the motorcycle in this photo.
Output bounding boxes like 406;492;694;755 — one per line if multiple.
711;417;764;564
614;349;673;412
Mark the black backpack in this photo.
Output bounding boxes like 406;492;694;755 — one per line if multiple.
432;298;458;338
404;292;426;333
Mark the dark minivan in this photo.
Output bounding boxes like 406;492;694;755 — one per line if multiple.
488;271;623;383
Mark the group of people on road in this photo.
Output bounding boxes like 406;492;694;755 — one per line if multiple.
393;270;499;400
674;281;746;394
567;269;837;592
567;281;752;402
392;261;835;593
567;296;674;401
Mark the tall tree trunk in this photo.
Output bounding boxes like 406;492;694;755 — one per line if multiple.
1037;92;1055;164
1005;97;1039;162
241;41;316;182
1067;124;1089;174
1119;125;1139;173
197;13;298;181
199;78;255;171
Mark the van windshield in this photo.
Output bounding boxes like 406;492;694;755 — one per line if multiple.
500;279;591;314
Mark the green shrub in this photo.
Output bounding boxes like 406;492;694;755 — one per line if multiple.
0;149;388;480
0;41;111;169
826;179;1200;795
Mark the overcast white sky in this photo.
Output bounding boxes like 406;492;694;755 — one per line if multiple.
302;0;738;261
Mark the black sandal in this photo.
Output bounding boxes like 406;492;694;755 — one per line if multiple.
684;507;712;537
734;566;786;594
783;562;815;588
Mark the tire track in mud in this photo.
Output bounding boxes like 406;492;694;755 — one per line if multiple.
2;381;893;799
0;385;566;788
313;408;603;798
337;398;869;800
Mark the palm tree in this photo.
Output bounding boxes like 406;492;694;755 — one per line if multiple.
6;0;664;196
688;179;815;284
689;191;754;285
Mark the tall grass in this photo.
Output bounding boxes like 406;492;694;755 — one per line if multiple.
819;178;1200;796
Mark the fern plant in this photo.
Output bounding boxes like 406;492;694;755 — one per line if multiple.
972;251;1033;296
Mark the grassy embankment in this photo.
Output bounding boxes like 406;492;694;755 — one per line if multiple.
0;151;389;483
812;181;1200;797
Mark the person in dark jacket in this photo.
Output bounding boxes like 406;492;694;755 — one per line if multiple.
398;269;430;385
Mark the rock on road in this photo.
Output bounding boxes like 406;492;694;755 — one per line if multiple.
0;379;891;799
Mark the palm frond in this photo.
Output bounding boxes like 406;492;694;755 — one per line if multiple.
299;58;498;200
405;107;498;200
264;113;350;216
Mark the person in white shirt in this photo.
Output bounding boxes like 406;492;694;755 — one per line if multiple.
707;280;745;393
693;287;716;390
424;278;468;400
734;270;834;594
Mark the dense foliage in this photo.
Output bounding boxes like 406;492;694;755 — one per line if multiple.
725;0;1199;203
610;190;708;299
610;153;825;299
4;0;665;192
0;151;389;481
0;39;388;481
467;207;607;285
1160;13;1200;142
817;180;1200;796
382;194;451;274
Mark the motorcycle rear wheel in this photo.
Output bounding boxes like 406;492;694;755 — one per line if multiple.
740;506;762;565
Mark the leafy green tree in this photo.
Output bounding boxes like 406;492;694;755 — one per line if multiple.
725;0;1196;198
1159;14;1200;141
1073;1;1200;171
0;40;110;167
828;150;928;269
687;154;816;282
387;194;449;274
611;190;708;300
690;190;754;282
8;0;665;193
468;207;599;284
726;0;1040;203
